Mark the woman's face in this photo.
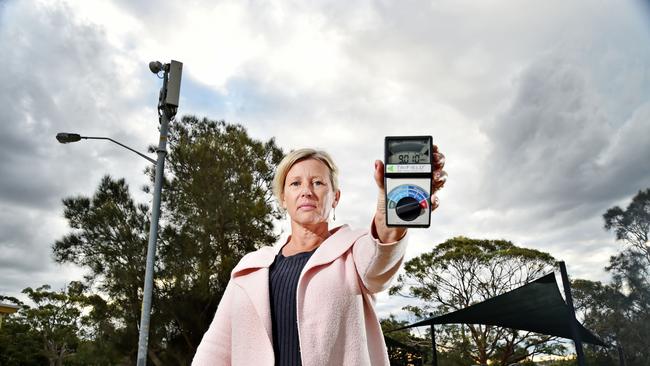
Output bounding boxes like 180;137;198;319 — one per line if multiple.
282;158;339;226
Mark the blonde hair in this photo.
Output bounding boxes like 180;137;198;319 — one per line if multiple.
273;148;339;205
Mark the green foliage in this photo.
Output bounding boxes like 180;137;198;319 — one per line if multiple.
0;296;47;366
390;237;560;366
0;319;48;365
21;283;84;364
382;315;478;366
603;188;650;263
0;283;108;366
572;278;644;366
569;188;650;366
52;175;148;360
381;315;427;365
149;116;284;364
47;116;283;365
156;116;282;297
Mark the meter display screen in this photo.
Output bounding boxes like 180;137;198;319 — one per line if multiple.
386;139;431;165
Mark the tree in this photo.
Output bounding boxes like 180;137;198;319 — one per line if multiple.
52;175;149;361
603;188;650;264
602;189;650;322
381;315;476;366
602;188;650;366
148;116;284;364
52;116;284;364
21;284;85;366
0;284;93;366
571;279;627;366
1;284;124;366
390;237;562;365
381;315;428;365
572;271;650;366
569;188;650;366
70;291;126;365
0;296;46;366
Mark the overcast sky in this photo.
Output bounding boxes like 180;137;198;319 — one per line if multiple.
1;0;649;321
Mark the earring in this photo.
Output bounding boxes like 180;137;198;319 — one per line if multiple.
333;207;336;221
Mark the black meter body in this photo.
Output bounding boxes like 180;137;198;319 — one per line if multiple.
384;136;433;227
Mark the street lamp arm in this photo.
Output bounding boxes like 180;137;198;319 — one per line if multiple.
83;136;157;164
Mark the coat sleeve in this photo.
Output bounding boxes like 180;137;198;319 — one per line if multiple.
192;280;234;366
352;221;408;294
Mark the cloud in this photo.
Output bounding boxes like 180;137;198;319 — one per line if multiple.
484;58;610;205
0;0;154;297
478;55;649;231
456;51;649;282
0;1;145;205
1;0;649;318
0;205;76;294
601;102;650;193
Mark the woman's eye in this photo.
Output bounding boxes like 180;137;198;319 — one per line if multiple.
313;181;324;186
289;181;300;186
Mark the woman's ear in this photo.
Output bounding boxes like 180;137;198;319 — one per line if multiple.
333;189;341;208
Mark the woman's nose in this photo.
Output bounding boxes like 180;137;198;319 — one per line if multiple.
300;184;313;196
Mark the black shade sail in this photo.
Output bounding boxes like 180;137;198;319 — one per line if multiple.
392;272;606;346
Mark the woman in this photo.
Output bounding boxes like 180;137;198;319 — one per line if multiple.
193;147;446;365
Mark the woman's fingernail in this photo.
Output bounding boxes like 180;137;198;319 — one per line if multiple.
431;196;440;210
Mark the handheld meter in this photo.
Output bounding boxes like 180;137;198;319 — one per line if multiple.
384;136;433;227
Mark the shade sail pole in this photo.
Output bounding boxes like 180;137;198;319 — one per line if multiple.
617;344;626;366
431;323;438;366
559;261;586;366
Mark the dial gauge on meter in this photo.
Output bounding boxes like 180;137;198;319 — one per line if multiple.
387;184;429;221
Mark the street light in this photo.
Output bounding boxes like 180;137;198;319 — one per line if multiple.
56;133;156;164
55;133;82;143
57;60;182;366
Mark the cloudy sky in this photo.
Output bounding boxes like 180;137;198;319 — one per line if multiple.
1;0;649;321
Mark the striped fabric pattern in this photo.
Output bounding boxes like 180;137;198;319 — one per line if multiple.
269;249;316;366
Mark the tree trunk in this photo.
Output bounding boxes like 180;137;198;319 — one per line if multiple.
148;348;164;366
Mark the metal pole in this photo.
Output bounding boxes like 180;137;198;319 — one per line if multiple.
431;323;438;366
559;261;586;366
135;114;168;366
136;66;174;366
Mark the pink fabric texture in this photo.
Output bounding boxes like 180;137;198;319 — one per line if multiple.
192;224;407;366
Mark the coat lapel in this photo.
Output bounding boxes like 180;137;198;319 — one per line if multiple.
231;246;277;344
302;225;366;273
228;225;368;347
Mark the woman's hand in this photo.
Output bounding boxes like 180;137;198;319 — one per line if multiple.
372;145;447;243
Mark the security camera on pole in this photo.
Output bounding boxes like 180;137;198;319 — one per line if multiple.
136;60;183;366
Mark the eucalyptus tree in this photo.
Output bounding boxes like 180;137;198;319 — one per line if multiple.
390;237;560;365
571;188;650;366
603;188;650;264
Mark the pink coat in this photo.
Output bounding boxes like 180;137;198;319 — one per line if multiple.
192;224;407;366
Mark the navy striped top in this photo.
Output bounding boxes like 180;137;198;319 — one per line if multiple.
269;248;316;366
